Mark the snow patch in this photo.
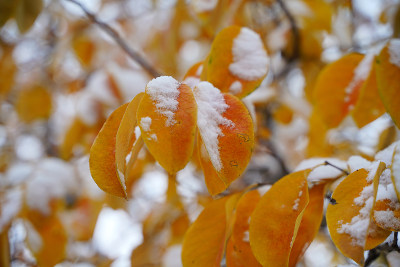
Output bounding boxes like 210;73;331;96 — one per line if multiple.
146;76;180;126
229;27;269;81
374;210;400;230
389;39;400;68
140;117;152;132
229;81;242;95
0;188;22;232
26;158;78;214
194;82;234;171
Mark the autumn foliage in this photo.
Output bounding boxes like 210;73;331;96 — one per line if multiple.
2;0;400;267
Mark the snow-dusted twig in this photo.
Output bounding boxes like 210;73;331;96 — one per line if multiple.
64;0;162;78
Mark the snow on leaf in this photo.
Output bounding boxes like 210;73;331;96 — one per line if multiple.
206;26;269;98
326;161;389;265
137;77;197;174
194;82;254;195
249;170;310;267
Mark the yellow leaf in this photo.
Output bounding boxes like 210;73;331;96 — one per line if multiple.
15;86;52;123
137;77;197;174
0;45;16;97
273;104;294;125
14;0;43;33
206;26;269;98
376;39;400;129
351;63;386;128
25;211;67;267
326;162;389;265
289;183;326;267
89;103;128;198
194;82;254;195
313;53;365;128
0;0;16;27
182;195;236;267
115;93;144;179
72;33;96;68
226;190;262;267
306;110;333;157
249;170;310;267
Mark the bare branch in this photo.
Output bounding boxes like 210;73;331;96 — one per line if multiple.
64;0;162;78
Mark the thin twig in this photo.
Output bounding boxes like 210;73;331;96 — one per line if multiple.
276;0;300;62
64;0;162;78
324;161;349;176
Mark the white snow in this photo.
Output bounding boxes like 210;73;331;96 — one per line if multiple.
375;141;399;166
15;135;44;161
344;52;374;105
242;230;250;242
146;76;180;127
183;77;200;89
392;145;400;198
25;158;78;215
134;125;141;140
337;161;383;246
193;82;234;171
347;155;371;173
0;188;22;232
229;27;269;81
374;210;400;230
389;39;400;68
140;117;152;132
24;220;43;253
229;81;242;95
295;158;347;183
192;0;218;12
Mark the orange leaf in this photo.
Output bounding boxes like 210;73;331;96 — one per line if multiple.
326;162;389;265
194;82;254;195
313;53;366;128
249;170;310;266
115;93;144;180
15;86;52;123
351;63;386;128
137;76;197;174
89;103;128;198
182;195;238;267
206;26;269;98
376;39;400;129
226;190;262;267
25;212;67;267
289;183;326;267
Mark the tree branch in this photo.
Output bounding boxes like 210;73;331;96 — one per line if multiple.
64;0;162;78
276;0;300;62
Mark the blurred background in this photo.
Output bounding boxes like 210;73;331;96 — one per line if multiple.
0;0;399;266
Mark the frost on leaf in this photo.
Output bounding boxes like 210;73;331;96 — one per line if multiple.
206;26;269;98
137;76;197;174
326;161;389;265
194;81;254;195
